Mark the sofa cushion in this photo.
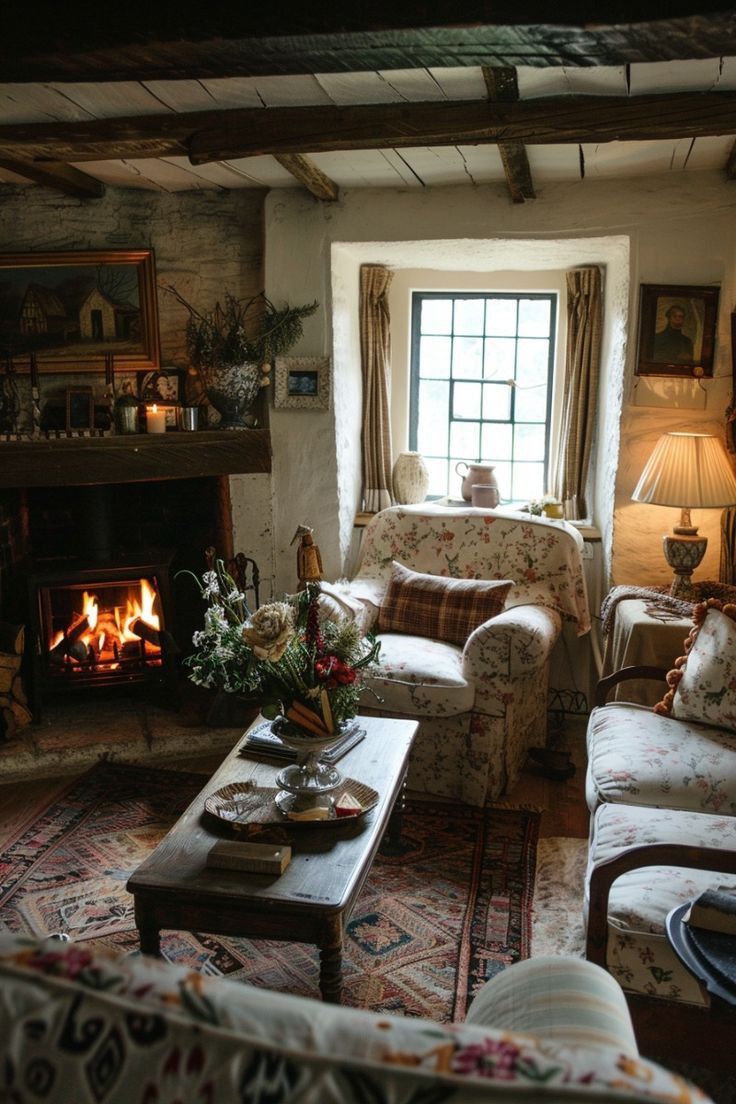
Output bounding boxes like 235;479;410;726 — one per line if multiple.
585;701;736;816
363;632;475;716
378;560;513;646
655;600;736;733
586;802;736;1006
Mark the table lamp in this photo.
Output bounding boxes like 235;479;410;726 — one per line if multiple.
632;431;736;599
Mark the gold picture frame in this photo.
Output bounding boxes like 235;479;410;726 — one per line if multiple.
274;356;330;410
636;283;720;378
0;248;161;374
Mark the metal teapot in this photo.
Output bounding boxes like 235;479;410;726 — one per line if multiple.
455;461;499;505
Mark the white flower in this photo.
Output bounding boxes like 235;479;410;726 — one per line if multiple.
202;571;220;599
242;601;295;661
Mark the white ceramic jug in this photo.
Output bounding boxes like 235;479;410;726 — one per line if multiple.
455;461;499;504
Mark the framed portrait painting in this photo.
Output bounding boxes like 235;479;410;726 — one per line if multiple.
636;284;720;378
0;249;161;374
274;356;330;410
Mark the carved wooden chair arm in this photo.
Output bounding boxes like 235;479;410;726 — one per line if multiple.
594;665;669;707
586;841;736;968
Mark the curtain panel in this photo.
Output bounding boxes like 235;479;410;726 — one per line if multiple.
553;267;603;520
360;265;394;512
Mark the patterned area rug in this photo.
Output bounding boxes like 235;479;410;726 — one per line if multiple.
0;761;539;1023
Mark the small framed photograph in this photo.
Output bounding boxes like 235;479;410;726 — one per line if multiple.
137;368;185;404
636;284;720;378
274;356;330;410
65;387;94;431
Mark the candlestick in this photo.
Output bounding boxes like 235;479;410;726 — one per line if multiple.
105;353;114;387
146;404;167;434
30;354;39;389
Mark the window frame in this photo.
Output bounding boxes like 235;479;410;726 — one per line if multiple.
408;290;557;502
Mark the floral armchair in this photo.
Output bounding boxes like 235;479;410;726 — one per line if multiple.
328;505;590;806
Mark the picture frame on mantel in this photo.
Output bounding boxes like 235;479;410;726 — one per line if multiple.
274;356;330;410
636;283;720;378
0;249;161;374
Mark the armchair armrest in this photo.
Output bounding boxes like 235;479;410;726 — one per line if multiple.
462;606;561;709
594;665;669;707
586;841;736;968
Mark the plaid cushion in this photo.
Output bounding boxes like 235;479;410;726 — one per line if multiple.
378;561;513;646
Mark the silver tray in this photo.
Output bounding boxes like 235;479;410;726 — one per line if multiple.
204;776;378;830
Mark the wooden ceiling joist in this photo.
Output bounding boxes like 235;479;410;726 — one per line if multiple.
5;9;736;82
482;66;535;204
0;159;105;198
273;154;339;201
5;91;736;166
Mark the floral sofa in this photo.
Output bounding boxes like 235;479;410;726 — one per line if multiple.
329;505;589;805
0;932;710;1103
584;599;736;1065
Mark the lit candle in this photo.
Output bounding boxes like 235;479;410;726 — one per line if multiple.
146;404;166;434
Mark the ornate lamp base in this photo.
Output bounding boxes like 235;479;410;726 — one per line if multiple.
662;534;707;600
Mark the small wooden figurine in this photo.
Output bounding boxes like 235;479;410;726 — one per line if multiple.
291;524;323;588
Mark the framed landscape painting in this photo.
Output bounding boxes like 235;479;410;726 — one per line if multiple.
0;249;161;373
636;283;720;378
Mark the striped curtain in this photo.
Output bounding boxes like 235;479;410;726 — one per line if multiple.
553;267;603;520
360;265;394;512
720;507;736;583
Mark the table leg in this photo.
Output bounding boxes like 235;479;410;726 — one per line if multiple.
318;921;343;1003
134;900;162;957
381;770;407;854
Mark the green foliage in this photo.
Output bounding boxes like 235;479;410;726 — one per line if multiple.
162;285;318;368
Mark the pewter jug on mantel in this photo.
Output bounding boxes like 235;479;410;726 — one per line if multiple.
455;462;499;505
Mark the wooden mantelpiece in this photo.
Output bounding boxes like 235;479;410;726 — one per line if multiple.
0;429;271;489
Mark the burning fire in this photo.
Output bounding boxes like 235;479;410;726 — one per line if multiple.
49;579;162;669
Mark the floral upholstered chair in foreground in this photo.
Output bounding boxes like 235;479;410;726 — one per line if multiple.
584;598;736;1068
325;504;590;806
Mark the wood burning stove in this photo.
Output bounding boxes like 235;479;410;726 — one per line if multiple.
28;555;177;714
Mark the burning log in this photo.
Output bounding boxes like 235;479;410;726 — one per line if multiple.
49;616;91;664
129;617;162;648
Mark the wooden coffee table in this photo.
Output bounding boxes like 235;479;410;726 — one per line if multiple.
126;715;417;1003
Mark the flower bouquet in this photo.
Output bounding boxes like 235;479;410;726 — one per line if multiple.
183;559;380;756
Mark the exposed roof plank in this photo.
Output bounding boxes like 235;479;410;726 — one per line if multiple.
0;158;104;198
6;91;736;169
273;153;339;201
483;66;535;203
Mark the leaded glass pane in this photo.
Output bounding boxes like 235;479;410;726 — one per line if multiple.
483;337;516;380
421;298;452;334
514;423;546;461
417;380;449;454
485;298;517;336
516;338;549;387
512;463;545;501
450;421;480;458
453;381;482;419
454;298;485;335
424;456;449;497
482;382;511;420
518;298;551;337
452;336;483;379
419;335;451;378
481;422;512;460
515;382;548;422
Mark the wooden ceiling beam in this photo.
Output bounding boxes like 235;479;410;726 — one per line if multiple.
273;154;339;201
0;159;105;198
5;92;736;165
482;66;535;204
5;9;736;81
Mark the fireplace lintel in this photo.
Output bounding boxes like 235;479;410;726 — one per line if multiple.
0;429;271;488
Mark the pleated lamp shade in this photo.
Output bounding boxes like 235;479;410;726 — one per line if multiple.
632;432;736;598
632;432;736;512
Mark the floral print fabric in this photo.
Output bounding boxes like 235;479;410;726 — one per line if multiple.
0;932;710;1103
340;507;584;804
586;701;736;816
586;803;736;1007
669;607;736;732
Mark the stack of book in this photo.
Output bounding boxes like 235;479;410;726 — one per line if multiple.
240;719;365;764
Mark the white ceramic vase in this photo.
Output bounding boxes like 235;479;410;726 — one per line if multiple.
392;451;430;504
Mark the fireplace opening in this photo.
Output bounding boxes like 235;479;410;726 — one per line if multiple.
4;476;233;721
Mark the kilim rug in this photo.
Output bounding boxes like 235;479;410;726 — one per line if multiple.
0;761;539;1023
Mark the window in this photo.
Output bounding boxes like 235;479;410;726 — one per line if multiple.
409;292;557;502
